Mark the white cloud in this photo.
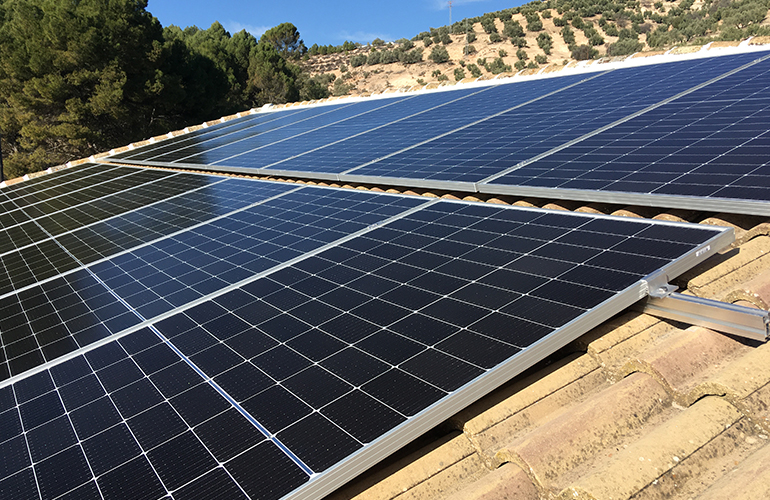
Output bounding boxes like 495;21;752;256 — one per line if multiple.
336;30;393;44
223;21;270;37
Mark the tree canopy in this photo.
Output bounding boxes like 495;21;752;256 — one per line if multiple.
0;3;322;179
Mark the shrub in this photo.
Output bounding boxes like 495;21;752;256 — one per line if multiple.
487;57;512;74
553;16;567;27
514;60;526;70
437;74;449;81
350;54;367;67
571;44;598;60
536;32;553;54
380;50;399;64
339;64;348;73
535;54;548;64
542;10;552;18
372;38;385;46
464;44;477;55
526;13;544;31
511;37;528;48
429;45;450;63
423;37;433;47
332;78;352;96
499;49;508;57
503;20;525;38
366;51;381;64
397;38;414;50
467;32;477;43
399;48;423;64
490;32;503;43
516;48;528;60
440;33;452;45
454;68;466;80
606;38;643;55
527;61;538;69
481;17;497;34
432;69;442;77
561;26;576;45
467;63;482;77
603;23;619;36
572;16;585;29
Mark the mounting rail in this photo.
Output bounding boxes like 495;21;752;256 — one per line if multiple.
635;278;770;342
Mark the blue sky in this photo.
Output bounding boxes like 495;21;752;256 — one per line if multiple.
147;0;525;46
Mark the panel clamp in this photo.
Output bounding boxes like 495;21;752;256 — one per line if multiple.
635;276;770;342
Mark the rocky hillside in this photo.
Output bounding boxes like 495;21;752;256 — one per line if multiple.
300;0;770;95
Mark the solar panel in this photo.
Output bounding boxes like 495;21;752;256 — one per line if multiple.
5;47;765;500
0;178;732;499
107;48;770;214
481;53;770;215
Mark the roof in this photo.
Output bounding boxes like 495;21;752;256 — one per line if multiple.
3;40;770;500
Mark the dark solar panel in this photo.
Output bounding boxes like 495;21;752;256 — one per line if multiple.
483;53;770;214
346;52;761;184
0;197;730;500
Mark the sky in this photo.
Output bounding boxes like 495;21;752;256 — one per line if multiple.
147;0;526;46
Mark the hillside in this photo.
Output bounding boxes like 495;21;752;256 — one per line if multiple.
301;0;770;94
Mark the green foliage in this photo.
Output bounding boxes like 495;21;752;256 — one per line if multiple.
517;48;528;60
297;73;332;101
561;25;576;45
332;78;352;96
372;38;385;46
440;32;452;45
429;45;450;63
606;38;644;54
467;32;477;43
571;44;599;60
554;16;567;26
527;61;539;68
454;67;466;80
467;63;482;77
423;37;433;47
397;38;414;50
542;9;553;18
432;69;442;77
526;13;544;31
603;22;620;36
489;32;503;42
537;32;553;54
503;20;525;38
464;44;477;55
514;59;527;70
367;51;382;65
350;54;367;67
340;64;348;73
499;49;508;57
511;37;528;48
572;16;586;29
260;23;306;59
486;57;512;74
399;48;424;64
481;17;498;34
535;53;548;64
437;73;449;81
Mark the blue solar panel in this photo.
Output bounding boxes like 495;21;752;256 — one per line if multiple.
111;107;313;162
483;53;770;212
251;76;585;175
0;196;731;500
346;51;761;184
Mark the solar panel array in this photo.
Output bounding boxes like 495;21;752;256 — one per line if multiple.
113;48;770;215
0;159;733;499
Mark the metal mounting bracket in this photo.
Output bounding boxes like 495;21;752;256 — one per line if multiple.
634;278;770;342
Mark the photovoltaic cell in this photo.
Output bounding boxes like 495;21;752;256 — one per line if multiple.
0;182;732;500
485;54;770;209
347;52;761;183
